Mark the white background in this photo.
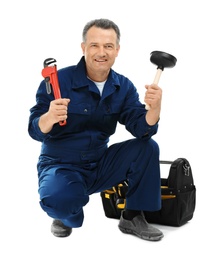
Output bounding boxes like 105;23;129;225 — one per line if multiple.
1;0;211;259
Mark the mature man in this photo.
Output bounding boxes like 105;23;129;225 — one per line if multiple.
28;18;163;241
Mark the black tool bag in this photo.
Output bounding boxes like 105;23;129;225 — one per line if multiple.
100;158;196;227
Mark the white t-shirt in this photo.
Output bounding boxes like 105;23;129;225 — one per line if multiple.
93;80;106;96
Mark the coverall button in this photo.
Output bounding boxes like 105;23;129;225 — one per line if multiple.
84;108;88;113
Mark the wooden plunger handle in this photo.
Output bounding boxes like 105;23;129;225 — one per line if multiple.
145;68;163;110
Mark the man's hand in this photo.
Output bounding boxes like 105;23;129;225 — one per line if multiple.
39;98;70;133
144;84;162;126
144;84;162;109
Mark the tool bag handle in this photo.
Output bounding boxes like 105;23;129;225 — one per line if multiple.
161;158;194;190
160;160;173;164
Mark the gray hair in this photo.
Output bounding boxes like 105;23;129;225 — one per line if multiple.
82;18;121;45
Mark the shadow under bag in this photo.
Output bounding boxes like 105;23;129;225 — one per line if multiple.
100;158;196;227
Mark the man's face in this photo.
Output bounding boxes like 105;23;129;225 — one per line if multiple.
81;26;120;77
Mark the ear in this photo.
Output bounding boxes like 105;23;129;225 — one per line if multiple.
116;44;120;57
81;42;85;54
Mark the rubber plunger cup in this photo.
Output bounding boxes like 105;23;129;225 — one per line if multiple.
145;51;177;110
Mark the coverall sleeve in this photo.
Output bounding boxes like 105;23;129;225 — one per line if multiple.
28;80;55;142
119;82;159;140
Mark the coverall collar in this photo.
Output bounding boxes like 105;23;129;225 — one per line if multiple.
72;56;120;98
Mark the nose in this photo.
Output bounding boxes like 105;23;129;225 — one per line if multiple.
98;46;106;56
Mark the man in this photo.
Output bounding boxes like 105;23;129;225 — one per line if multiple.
28;18;163;241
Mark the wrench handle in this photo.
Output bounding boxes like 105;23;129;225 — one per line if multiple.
59;120;67;126
51;67;67;126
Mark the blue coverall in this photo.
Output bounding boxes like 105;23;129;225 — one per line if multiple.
28;56;161;228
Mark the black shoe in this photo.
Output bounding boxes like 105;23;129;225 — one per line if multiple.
51;219;72;237
118;211;164;241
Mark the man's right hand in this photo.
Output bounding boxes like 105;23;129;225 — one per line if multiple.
38;98;70;133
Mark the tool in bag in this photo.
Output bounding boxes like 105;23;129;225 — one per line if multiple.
101;182;128;219
41;58;66;126
100;158;196;227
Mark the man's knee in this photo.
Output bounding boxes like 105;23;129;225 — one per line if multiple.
131;138;159;156
40;191;89;219
39;173;89;219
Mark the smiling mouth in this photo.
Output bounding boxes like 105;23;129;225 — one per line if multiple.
95;59;107;62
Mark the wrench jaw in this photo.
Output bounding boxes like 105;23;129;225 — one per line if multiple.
44;77;52;94
43;58;57;68
42;58;57;95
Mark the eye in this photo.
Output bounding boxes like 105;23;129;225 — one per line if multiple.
105;44;113;49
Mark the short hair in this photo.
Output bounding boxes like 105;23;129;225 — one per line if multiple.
82;18;120;44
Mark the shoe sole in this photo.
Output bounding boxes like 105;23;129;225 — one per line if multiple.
119;226;164;241
51;231;71;237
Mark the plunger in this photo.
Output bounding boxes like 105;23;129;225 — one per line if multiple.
145;51;177;110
